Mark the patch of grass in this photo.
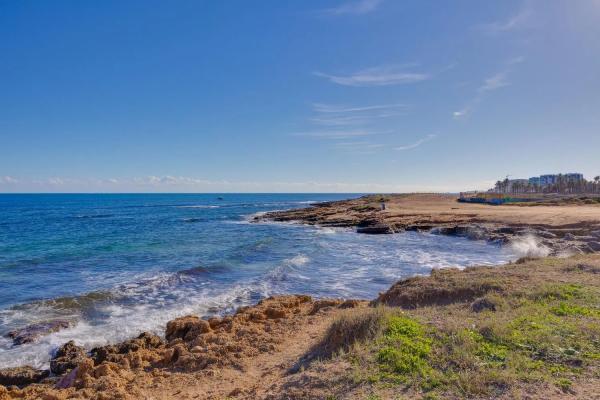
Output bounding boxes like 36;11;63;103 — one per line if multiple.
376;316;432;377
556;377;573;392
530;283;587;301
342;257;600;398
551;302;599;317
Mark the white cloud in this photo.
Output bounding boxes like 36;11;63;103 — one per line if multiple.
394;134;436;151
312;103;406;114
479;8;532;34
292;130;378;139
0;175;502;193
309;103;407;126
0;176;18;184
314;65;429;87
479;72;510;92
452;109;468;119
333;141;385;154
453;57;524;119
323;0;383;15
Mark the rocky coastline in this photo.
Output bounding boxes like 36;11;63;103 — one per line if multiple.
2;194;600;399
253;194;600;255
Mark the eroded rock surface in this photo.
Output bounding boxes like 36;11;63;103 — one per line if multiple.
50;340;88;375
5;319;71;346
0;366;49;387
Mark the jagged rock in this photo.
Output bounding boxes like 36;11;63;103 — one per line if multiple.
587;241;600;252
5;320;71;346
91;332;163;365
471;297;497;313
309;299;342;315
338;299;361;309
356;219;394;234
264;307;287;319
564;233;576;241
0;366;49;387
50;340;88;375
165;316;211;342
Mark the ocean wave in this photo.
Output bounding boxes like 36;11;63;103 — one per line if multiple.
287;255;309;267
74;214;115;219
182;218;204;223
175;205;220;209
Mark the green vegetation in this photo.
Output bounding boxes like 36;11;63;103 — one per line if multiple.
330;256;600;399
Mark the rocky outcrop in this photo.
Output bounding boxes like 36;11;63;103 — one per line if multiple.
3;295;361;399
253;195;600;255
356;219;393;234
165;316;211;342
91;332;164;365
0;366;49;387
5;319;71;346
50;340;88;375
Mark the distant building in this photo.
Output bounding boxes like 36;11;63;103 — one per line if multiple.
493;172;586;193
539;174;558;186
565;173;584;183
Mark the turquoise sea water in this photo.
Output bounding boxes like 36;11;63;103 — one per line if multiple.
0;194;516;368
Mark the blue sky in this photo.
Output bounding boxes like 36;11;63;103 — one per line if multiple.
1;0;599;193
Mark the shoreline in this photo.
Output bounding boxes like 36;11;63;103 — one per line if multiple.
2;194;600;399
254;193;600;255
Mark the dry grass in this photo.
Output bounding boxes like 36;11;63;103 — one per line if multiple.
321;255;600;399
318;307;387;357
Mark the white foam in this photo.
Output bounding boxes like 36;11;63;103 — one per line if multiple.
509;234;551;258
287;255;309;267
175;205;220;209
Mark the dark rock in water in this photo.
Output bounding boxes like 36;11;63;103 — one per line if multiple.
91;332;164;365
6;319;71;346
0;366;49;387
471;297;497;313
357;225;392;234
356;219;393;234
587;241;600;252
50;340;88;375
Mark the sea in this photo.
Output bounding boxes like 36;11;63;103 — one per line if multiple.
0;194;517;369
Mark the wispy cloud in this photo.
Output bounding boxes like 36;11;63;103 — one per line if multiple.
292;130;378;139
394;134;436;151
323;0;383;16
478;7;532;34
310;102;407;126
453;57;524;119
333;141;385;155
1;175;482;193
312;103;405;114
0;176;18;184
479;72;510;92
314;65;429;87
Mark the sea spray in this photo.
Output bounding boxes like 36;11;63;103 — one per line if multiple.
510;234;551;258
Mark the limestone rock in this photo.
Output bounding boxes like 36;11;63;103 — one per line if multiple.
0;366;49;387
165;316;211;342
50;340;88;375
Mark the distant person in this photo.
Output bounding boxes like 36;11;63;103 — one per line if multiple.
381;201;386;211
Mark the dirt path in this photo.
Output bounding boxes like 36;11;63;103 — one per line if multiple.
141;307;340;400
